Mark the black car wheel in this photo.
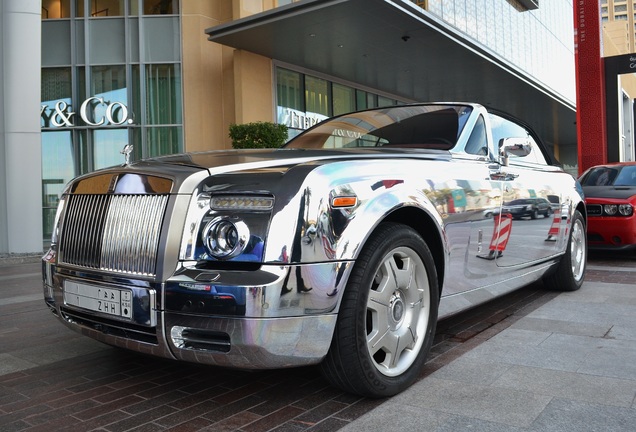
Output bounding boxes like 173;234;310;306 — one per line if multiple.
320;223;439;397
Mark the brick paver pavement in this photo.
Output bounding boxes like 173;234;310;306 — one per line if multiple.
0;250;632;431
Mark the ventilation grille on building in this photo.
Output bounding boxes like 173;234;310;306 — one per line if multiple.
59;194;168;276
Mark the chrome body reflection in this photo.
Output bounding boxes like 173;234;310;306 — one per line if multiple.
42;103;586;371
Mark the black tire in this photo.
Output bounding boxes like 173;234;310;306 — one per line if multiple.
543;209;586;291
320;223;439;398
531;209;538;219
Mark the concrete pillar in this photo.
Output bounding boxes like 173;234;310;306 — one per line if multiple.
0;0;43;254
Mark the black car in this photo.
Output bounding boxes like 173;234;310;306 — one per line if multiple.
504;198;552;219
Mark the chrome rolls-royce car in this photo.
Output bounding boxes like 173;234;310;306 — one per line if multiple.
42;103;587;398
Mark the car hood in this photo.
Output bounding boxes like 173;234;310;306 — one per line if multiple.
583;186;636;200
135;148;451;173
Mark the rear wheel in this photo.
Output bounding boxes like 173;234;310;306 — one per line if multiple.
543;209;586;291
320;223;439;397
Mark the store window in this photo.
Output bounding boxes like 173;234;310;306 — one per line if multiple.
132;64;183;157
333;83;355;116
40;2;183;242
356;89;377;110
130;0;180;15
93;129;129;169
88;65;129;126
305;76;330;117
41;131;75;239
42;0;71;19
41;68;72;128
145;64;182;124
276;66;406;137
378;96;398;107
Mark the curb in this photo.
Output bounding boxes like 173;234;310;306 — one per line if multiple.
0;253;44;267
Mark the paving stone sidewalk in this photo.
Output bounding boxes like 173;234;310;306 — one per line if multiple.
343;256;636;431
0;252;633;431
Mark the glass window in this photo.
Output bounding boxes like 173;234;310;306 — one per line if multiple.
42;21;72;66
89;65;128;126
377;96;397;107
489;113;548;165
93;129;129;170
41;68;72;128
145;64;182;125
78;0;125;17
89;18;126;63
277;68;302;111
143;17;181;62
464;115;489;156
332;83;355;116
146;126;182;157
42;131;75;239
42;0;71;19
130;0;180;15
305;76;329;116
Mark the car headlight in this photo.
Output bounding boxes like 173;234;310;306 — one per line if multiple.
619;204;634;216
604;204;618;216
211;196;274;211
180;192;273;262
202;217;249;259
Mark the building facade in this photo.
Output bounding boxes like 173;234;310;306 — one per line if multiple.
0;0;577;255
600;0;636;162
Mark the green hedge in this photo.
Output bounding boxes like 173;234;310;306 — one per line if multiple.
229;121;289;149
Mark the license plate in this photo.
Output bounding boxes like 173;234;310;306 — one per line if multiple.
64;281;132;319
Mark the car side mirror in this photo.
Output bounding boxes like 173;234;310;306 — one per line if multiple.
499;137;532;166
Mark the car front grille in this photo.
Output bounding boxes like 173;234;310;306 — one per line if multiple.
59;194;169;276
586;204;602;216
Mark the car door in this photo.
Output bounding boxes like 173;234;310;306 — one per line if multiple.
488;112;565;267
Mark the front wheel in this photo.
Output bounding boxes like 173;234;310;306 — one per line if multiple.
320;223;439;397
543;209;587;291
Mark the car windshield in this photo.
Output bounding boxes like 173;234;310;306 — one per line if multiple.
284;104;473;150
580;165;636;186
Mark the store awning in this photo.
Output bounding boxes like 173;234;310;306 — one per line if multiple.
205;0;576;149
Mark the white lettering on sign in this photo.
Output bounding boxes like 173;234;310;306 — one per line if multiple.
277;107;327;130
41;97;134;128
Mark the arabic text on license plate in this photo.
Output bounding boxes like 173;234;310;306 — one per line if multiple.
64;281;132;319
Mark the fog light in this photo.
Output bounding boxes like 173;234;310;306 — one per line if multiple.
202;217;249;259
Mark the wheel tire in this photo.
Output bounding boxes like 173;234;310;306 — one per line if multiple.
531;209;538;219
543;209;586;291
320;223;439;398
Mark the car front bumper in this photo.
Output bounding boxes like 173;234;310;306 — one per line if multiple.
42;251;342;369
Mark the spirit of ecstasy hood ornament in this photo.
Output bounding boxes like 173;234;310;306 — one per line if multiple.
121;144;133;166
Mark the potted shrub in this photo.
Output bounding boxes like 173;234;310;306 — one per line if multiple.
229;121;289;149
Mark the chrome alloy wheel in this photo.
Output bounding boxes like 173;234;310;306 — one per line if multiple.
570;217;586;282
366;246;430;377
